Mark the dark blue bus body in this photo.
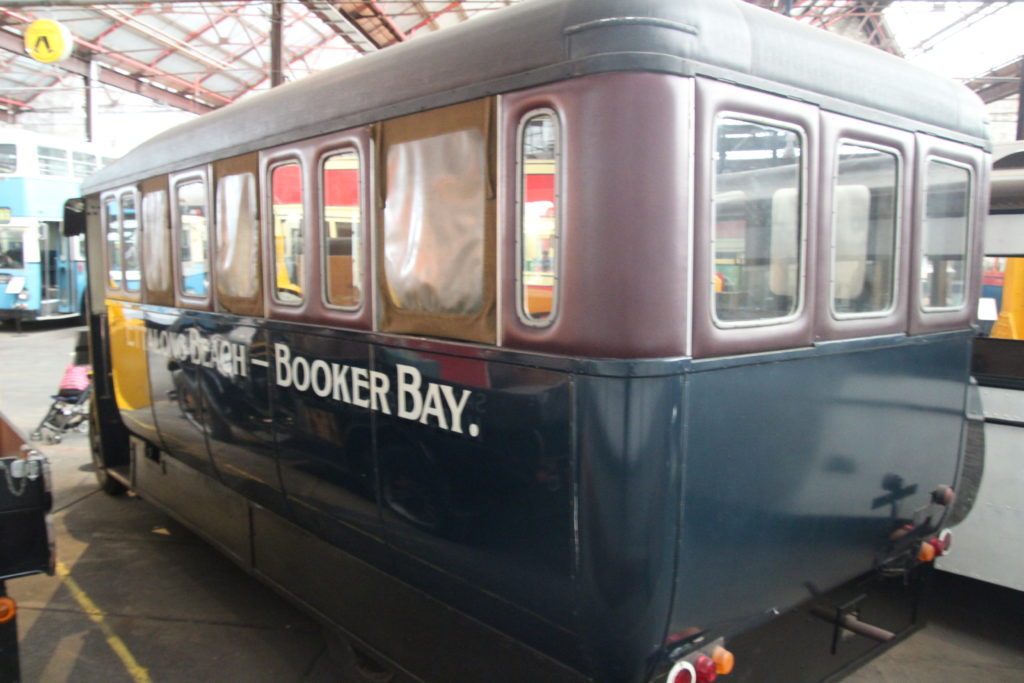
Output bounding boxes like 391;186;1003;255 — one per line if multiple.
79;1;988;680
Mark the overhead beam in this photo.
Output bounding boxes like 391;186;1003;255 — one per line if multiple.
300;0;377;54
316;1;406;50
965;57;1023;104
0;28;217;113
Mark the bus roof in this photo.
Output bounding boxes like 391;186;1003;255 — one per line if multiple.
83;0;989;194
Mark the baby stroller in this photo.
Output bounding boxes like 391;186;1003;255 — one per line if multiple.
31;332;91;444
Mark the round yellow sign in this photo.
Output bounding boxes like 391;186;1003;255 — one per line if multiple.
24;19;74;64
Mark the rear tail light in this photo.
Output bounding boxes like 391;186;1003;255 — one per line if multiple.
667;645;734;683
668;660;696;683
694;655;717;682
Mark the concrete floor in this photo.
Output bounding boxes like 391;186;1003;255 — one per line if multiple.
1;320;1023;683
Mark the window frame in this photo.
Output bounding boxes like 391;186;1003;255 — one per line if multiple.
170;168;213;310
691;78;819;360
120;190;141;295
102;193;122;293
828;138;903;321
918;156;973;314
268;158;306;308
708;111;809;330
101;186;142;301
514;107;562;328
908;133;984;337
319;145;363;313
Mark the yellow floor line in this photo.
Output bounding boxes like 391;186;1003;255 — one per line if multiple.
55;561;151;683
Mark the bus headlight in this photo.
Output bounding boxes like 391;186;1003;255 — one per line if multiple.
16;288;29;301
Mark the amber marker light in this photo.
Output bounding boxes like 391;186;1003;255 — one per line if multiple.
0;597;16;624
918;540;937;563
712;646;735;675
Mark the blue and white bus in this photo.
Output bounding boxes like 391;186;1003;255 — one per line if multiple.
0;128;117;322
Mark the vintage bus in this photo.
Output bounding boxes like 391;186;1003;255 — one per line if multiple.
0;128;115;323
937;142;1023;593
74;0;989;680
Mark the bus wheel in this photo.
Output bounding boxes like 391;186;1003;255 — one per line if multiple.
89;405;127;496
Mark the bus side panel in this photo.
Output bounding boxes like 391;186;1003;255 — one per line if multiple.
267;331;581;668
373;345;578;661
106;300;160;446
251;505;587;683
144;309;219;478
574;372;684;682
192;314;285;516
672;335;969;637
270;326;388;567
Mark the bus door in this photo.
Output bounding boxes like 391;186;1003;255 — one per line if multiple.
38;221;75;316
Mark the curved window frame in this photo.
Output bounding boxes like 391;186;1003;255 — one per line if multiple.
828;139;903;321
709;112;808;330
919;157;973;314
268;158;306;307
515;107;562;328
172;175;212;305
319;146;363;312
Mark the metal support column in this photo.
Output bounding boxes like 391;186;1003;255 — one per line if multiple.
271;0;284;88
1017;61;1023;141
84;58;98;143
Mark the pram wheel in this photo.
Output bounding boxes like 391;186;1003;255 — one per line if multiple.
47;434;62;444
30;431;42;441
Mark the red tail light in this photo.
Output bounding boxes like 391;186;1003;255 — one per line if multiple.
668;660;696;683
694;655;717;682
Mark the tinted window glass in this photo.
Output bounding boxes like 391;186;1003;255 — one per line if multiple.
176;181;209;298
921;160;971;310
271;163;304;303
519;111;559;324
832;144;899;316
713;118;802;323
322;151;361;308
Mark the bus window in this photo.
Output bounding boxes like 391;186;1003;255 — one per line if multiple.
832;144;899;316
176;180;210;298
0;228;23;268
142;189;170;299
216;171;260;305
322;151;361;309
122;194;140;292
37;146;69;177
0;144;15;174
518;110;560;325
73;152;99;179
712;118;803;324
921;160;971;310
271;162;304;304
384;132;485;314
105;197;122;290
